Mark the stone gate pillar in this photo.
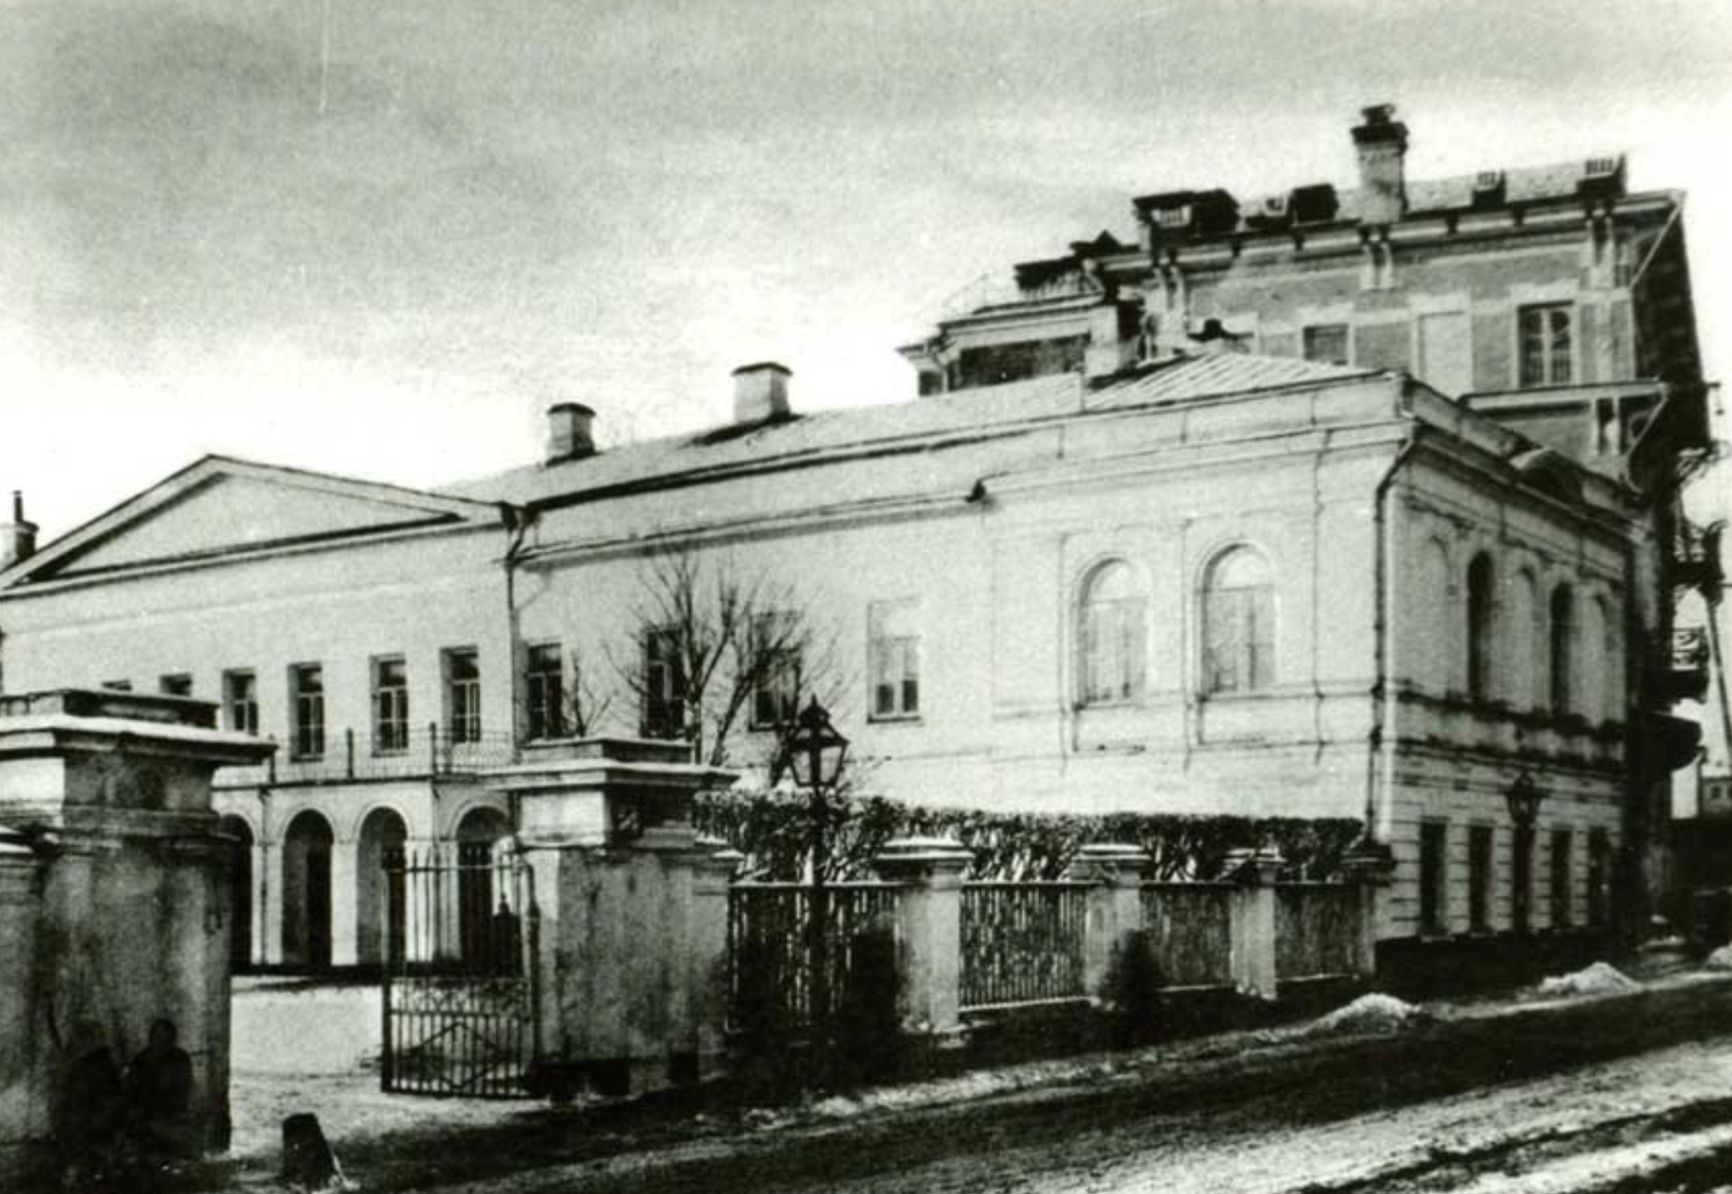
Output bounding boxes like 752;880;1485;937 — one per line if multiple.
1225;847;1284;1001
484;738;738;1099
0;690;274;1184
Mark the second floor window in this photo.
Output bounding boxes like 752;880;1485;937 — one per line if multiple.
868;599;921;720
224;670;258;736
1202;547;1275;695
159;674;192;697
373;657;409;754
1466;553;1495;703
1079;560;1146;705
750;613;801;730
1302;323;1350;366
1518;303;1573;387
445;649;481;743
290;664;325;759
1549;584;1574;713
525;644;565;741
642;628;686;739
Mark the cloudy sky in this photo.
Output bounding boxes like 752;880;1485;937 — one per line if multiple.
3;0;1729;539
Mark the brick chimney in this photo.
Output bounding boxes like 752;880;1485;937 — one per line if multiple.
1;492;35;570
545;403;596;464
732;362;791;423
1351;103;1409;226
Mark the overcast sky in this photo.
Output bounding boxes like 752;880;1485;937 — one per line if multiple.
3;0;1730;539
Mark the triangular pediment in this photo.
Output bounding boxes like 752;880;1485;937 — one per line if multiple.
2;457;498;586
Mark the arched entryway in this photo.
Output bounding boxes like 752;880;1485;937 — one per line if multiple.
282;810;334;970
218;815;254;971
455;807;510;965
356;807;408;968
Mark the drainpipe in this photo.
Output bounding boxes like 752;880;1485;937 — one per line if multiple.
1365;420;1422;842
500;505;532;763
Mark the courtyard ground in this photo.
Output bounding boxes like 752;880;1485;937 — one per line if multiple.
219;968;1732;1192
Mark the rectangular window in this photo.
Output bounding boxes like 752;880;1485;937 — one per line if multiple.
159;674;193;697
444;649;481;744
641;628;685;739
1468;825;1493;932
290;664;325;759
868;599;921;720
1419;821;1448;936
1550;828;1573;929
372;657;409;754
525;643;565;741
223;670;259;736
750;613;801;730
1301;323;1350;366
1518;303;1573;387
1587;829;1611;927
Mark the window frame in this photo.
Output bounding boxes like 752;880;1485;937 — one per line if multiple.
289;663;325;761
867;598;921;722
1516;302;1575;388
524;642;566;742
1548;583;1574;715
1418;820;1449;937
223;669;259;736
749;611;802;731
1466;553;1495;704
371;655;410;756
1467;824;1493;933
1550;827;1574;930
1077;558;1148;707
1301;322;1351;366
1200;545;1276;697
159;673;193;697
641;627;686;740
443;648;482;745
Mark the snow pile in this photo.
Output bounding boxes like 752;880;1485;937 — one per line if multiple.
1535;961;1640;998
1305;993;1427;1035
1704;945;1732;971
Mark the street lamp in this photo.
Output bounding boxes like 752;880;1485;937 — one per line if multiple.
780;697;849;1053
1506;770;1545;936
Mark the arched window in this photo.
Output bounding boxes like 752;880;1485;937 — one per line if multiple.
1466;553;1495;703
1549;583;1574;713
1598;594;1621;722
1079;560;1146;704
1202;546;1275;694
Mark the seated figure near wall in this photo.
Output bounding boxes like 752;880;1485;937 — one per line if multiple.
123;1018;195;1160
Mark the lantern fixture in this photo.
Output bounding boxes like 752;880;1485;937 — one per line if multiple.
782;697;849;793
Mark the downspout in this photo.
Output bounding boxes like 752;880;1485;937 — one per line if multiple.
1366;420;1422;842
501;504;532;765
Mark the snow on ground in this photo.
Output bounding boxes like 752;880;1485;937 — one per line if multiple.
1534;961;1641;998
1301;992;1428;1035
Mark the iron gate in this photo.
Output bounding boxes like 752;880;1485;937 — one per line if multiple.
381;843;539;1097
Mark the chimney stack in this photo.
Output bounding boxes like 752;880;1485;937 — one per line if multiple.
545;403;596;465
732;362;792;424
1;491;36;570
1351;103;1409;226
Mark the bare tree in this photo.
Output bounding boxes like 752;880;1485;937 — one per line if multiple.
613;549;843;768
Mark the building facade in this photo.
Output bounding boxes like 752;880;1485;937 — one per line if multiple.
0;105;1711;971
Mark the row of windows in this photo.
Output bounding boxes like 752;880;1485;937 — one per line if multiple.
1287;301;1576;390
107;650;483;759
1077;546;1276;706
1464;552;1608;715
1417;821;1611;937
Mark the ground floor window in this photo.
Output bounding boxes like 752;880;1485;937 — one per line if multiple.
1467;825;1492;932
1419;821;1448;936
1550;828;1573;929
1588;829;1611;927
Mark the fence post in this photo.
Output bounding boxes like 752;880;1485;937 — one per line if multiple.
1341;841;1396;981
1065;843;1149;1003
1225;847;1283;1001
689;841;742;1083
873;836;972;1044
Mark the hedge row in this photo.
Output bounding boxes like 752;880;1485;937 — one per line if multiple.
693;787;1364;882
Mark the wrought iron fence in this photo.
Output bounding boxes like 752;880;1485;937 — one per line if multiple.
1140;882;1235;988
959;881;1090;1010
1274;882;1360;980
382;847;538;1097
216;724;518;788
726;881;903;1034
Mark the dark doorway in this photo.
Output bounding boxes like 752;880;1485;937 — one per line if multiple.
455;807;510;966
283;810;334;970
218;815;254;971
357;808;409;967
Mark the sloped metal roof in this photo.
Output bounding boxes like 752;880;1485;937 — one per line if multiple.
442;353;1380;509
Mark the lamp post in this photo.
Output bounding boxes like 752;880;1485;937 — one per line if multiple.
1506;770;1544;936
780;697;849;1050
